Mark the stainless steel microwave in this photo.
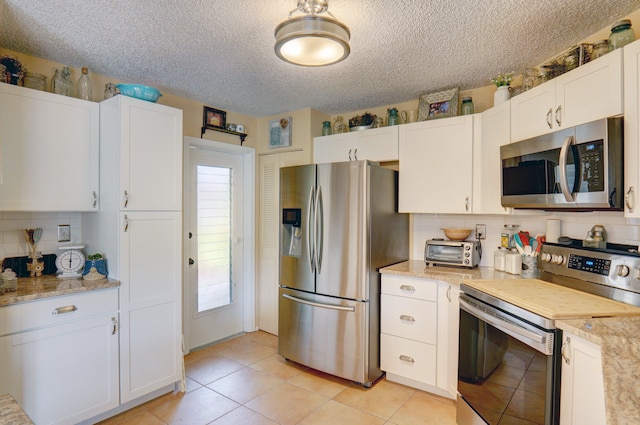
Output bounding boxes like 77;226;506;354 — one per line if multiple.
500;117;623;210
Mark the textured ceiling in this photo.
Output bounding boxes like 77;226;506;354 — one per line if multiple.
1;0;640;117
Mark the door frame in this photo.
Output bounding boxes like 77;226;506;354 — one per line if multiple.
182;136;256;353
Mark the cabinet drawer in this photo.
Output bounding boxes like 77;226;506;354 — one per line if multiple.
381;274;437;301
381;295;437;344
0;288;119;336
380;333;436;385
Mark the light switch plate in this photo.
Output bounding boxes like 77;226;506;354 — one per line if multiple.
57;224;71;242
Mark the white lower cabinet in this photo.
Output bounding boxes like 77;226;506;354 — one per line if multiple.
380;274;458;399
560;332;606;425
0;289;119;425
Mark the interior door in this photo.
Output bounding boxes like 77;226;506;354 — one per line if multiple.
187;147;245;349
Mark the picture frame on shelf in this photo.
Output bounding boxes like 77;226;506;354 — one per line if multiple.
418;87;459;121
269;117;292;148
203;106;226;130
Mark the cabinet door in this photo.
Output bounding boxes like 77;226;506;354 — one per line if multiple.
558;48;623;129
560;333;606;425
314;126;398;163
314;133;354;163
355;126;399;162
510;81;556;142
476;103;511;214
118;96;183;211
0;83;99;211
624;39;640;217
119;211;182;402
0;314;119;425
399;116;474;213
437;282;459;399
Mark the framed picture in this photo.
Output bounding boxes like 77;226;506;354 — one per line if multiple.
269;117;292;148
418;87;460;121
203;106;226;130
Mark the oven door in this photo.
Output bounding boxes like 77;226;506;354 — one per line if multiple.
457;294;561;425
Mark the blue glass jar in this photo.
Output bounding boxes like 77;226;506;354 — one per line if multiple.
321;121;332;136
609;20;635;51
461;97;474;115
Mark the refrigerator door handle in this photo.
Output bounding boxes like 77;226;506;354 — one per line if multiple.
315;185;323;273
283;293;356;312
307;185;315;273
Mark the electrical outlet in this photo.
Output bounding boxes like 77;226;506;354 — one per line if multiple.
57;224;71;242
475;224;486;240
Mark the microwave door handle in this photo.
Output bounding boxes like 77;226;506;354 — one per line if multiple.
558;135;576;202
307;186;315;273
570;143;581;194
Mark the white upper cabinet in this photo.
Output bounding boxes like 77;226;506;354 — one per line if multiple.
0;83;99;211
624;39;640;217
101;95;183;211
399;116;474;213
475;101;511;214
511;48;623;142
314;126;398;163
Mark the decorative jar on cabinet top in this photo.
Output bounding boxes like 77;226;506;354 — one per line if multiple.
333;115;348;134
460;97;474;115
494;86;510;105
322;121;332;136
609;20;635;51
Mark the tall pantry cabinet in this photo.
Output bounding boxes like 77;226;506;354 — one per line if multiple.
83;95;183;403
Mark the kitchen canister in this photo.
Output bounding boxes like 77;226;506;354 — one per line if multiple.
505;251;522;275
494;248;507;271
521;255;541;279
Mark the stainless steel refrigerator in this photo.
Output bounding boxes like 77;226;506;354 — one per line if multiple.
278;160;408;387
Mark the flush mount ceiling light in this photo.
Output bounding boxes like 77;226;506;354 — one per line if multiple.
274;0;350;67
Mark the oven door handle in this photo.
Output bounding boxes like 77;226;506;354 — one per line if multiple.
459;298;545;345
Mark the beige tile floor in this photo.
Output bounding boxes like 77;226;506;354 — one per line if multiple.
99;331;457;425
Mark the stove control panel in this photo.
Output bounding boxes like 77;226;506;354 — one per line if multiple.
566;254;611;276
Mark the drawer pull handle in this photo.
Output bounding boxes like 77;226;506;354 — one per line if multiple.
399;314;415;322
399;355;415;363
399;285;415;292
52;305;77;315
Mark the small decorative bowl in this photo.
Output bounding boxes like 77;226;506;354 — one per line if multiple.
115;84;162;103
349;124;373;131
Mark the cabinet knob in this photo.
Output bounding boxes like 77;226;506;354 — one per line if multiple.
399;285;415;292
92;191;97;208
354;148;358;161
124;215;129;232
546;108;553;129
189;258;195;266
123;190;129;208
112;317;118;335
348;149;352;161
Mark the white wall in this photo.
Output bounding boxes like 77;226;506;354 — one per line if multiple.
0;212;83;260
412;211;640;267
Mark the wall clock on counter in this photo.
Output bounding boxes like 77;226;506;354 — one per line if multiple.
56;245;86;278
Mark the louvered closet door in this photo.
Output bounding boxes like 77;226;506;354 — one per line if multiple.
258;150;307;335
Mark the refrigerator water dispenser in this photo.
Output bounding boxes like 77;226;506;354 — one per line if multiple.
282;208;302;257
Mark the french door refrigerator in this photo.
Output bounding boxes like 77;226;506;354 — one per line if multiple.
278;160;408;387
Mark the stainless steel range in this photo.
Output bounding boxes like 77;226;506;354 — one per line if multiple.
457;240;640;425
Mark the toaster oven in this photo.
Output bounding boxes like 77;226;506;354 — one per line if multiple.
424;239;480;268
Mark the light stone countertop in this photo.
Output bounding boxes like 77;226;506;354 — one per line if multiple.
557;317;640;425
383;261;640;425
0;275;120;307
379;260;522;285
0;394;34;424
